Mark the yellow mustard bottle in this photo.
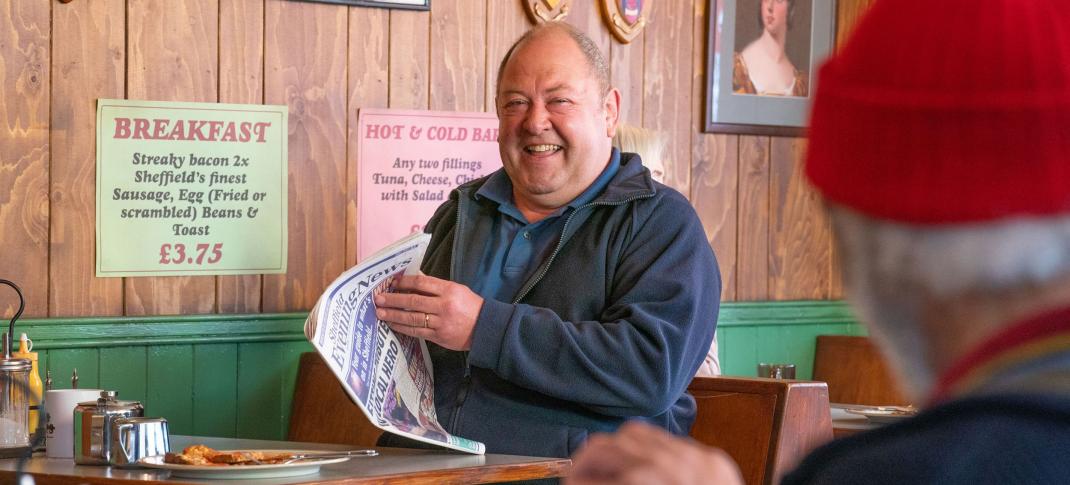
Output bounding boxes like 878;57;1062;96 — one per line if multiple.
13;333;43;437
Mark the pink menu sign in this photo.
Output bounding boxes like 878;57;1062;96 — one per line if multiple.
357;108;502;260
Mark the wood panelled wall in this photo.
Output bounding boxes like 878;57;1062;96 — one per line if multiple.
1;0;874;319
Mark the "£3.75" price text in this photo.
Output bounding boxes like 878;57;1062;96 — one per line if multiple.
159;243;223;265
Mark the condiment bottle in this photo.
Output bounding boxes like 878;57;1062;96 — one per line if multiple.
11;334;41;438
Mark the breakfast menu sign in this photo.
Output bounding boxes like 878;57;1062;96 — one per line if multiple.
95;99;288;277
357;108;502;260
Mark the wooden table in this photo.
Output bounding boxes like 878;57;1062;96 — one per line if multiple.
0;435;570;484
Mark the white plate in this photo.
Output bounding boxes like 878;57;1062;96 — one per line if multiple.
138;450;350;480
843;406;918;424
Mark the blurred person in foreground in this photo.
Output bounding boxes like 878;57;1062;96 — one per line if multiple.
373;21;720;459
568;0;1070;483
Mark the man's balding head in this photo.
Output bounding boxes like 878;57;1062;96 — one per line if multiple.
496;22;610;98
492;19;621;218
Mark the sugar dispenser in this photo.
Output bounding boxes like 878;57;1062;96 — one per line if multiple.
0;279;31;458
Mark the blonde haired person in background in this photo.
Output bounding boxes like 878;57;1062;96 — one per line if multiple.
612;125;667;183
613;124;721;377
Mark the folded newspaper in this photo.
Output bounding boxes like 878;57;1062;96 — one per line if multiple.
304;232;486;454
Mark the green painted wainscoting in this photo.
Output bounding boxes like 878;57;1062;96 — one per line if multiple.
15;301;862;441
17;313;312;441
716;301;866;378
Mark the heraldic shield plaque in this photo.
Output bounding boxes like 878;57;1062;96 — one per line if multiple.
524;0;572;23
600;0;650;43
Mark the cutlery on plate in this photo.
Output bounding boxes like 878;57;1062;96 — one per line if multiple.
283;450;378;463
244;449;378;465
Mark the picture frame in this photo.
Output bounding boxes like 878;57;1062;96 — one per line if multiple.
296;0;430;10
704;0;836;136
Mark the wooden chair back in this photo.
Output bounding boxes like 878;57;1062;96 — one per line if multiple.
812;335;909;406
688;377;833;485
288;352;382;446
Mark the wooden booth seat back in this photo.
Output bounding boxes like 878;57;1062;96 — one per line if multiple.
812;335;909;406
688;377;833;485
289;353;837;485
289;352;383;446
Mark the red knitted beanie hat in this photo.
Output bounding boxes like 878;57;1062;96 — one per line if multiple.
806;0;1070;224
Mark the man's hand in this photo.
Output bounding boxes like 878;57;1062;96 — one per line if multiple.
566;421;743;485
374;274;484;351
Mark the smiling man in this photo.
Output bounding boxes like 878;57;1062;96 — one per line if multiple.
373;22;720;459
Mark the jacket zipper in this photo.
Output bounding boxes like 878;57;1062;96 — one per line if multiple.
449;200;469;432
512;194;654;304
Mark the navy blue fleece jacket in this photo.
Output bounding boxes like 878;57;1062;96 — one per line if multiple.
383;152;720;458
783;393;1070;484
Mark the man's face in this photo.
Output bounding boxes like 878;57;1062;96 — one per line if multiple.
495;31;620;210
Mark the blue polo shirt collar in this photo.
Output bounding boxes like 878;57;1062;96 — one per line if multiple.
475;148;622;222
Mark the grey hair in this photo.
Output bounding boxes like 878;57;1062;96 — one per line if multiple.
496;22;611;97
830;207;1070;298
829;206;1070;400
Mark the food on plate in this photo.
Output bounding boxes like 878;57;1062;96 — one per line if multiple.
163;445;293;466
164;445;215;466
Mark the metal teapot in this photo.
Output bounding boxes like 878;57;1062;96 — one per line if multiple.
73;391;145;465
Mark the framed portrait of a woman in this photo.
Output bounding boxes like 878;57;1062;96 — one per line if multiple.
704;0;836;136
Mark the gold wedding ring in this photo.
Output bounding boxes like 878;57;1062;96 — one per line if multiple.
423;312;430;328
